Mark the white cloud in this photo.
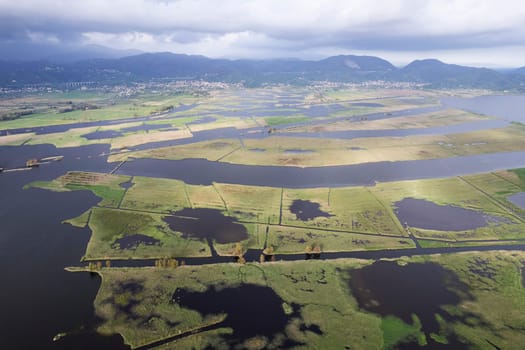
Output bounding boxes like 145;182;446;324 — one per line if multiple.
3;0;525;66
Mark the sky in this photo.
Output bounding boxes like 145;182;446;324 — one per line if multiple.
1;0;525;67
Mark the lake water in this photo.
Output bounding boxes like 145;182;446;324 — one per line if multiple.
442;94;525;122
0;144;129;349
163;208;249;244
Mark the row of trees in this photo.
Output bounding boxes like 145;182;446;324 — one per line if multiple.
154;257;185;268
86;242;321;271
87;260;111;270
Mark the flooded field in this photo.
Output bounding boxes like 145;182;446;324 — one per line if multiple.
112;234;161;250
172;284;298;348
348;260;471;348
2;89;525;349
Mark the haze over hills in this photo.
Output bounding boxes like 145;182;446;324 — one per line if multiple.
1;51;525;90
0;42;142;63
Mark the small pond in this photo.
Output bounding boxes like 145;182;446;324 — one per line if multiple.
394;198;490;231
172;284;305;347
348;260;472;348
289;200;332;221
112;234;161;250
163;208;248;244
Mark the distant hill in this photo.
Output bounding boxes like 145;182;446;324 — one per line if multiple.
1;52;524;90
399;59;517;89
513;67;525;75
316;55;396;72
0;42;141;63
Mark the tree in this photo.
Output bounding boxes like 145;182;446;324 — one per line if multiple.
168;258;178;269
233;242;243;256
263;246;274;255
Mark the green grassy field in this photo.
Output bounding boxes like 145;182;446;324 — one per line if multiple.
266;225;413;253
85;207;212;259
110;125;525;167
371;173;525;241
84;251;525;349
281;187;405;235
0;93;198;130
29;168;525;261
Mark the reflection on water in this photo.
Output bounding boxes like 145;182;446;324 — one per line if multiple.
507;192;525;210
117;150;525;188
394;198;490;231
442;94;525;122
0;144;128;349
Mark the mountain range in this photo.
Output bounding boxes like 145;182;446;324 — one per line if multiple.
2;51;525;90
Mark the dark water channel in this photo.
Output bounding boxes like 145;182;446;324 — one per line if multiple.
117;150;525;188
